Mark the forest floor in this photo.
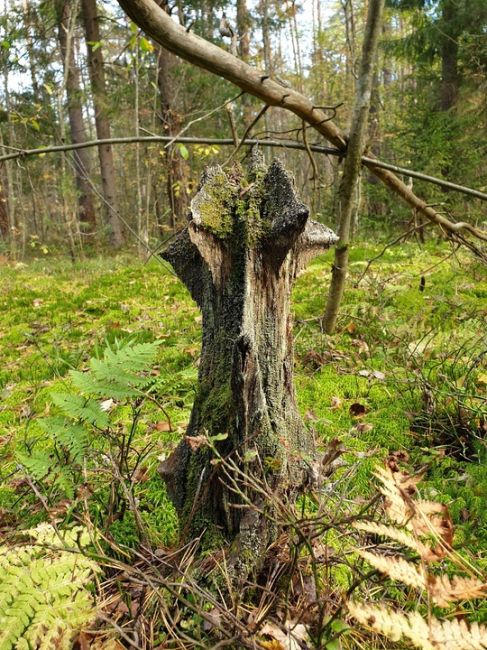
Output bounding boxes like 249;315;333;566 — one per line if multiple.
1;241;486;613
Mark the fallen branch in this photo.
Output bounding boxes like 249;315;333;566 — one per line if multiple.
2;135;487;203
115;0;487;254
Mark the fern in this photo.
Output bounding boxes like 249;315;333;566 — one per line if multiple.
349;462;487;649
0;524;99;650
38;417;89;463
70;340;161;400
51;393;109;429
348;602;487;650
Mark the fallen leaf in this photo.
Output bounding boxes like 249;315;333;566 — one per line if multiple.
185;434;208;450
260;621;309;650
154;421;172;432
330;396;343;409
345;321;357;334
355;422;374;433
132;465;149;483
100;398;115;412
203;607;222;632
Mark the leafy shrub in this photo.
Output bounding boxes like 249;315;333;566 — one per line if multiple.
16;339;178;547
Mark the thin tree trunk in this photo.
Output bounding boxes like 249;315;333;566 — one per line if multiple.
439;0;459;113
133;35;148;258
236;0;252;125
1;27;17;258
81;0;124;247
56;0;97;231
261;0;272;77
236;0;250;61
21;0;40;100
154;7;188;230
0;162;9;239
323;0;385;334
160;156;337;576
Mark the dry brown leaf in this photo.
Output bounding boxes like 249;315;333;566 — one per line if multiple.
185;435;208;450
355;422;374;433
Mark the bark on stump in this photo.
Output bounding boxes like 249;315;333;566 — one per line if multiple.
159;155;337;575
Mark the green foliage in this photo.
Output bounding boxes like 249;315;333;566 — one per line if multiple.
10;336;178;547
0;245;485;610
0;523;98;650
69;339;161;399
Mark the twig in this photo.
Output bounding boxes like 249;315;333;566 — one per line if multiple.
223;104;270;165
355;224;432;285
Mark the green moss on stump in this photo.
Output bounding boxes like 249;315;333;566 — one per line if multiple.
195;165;271;247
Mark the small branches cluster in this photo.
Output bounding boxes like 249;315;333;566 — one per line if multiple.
348;460;487;649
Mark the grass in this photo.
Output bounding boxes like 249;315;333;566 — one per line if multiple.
0;242;486;560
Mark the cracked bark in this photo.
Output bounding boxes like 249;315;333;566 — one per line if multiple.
159;156;337;575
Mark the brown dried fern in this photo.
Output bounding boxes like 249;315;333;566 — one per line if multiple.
348;602;487;650
349;461;487;649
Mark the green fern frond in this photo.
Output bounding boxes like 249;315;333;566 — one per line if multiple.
38;417;89;463
70;340;161;400
0;524;99;650
15;451;53;481
51;393;109;428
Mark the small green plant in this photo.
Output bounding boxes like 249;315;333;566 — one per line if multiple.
0;523;99;650
16;339;178;546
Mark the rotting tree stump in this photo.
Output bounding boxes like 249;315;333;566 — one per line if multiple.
159;154;337;575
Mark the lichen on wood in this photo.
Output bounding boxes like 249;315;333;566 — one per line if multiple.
159;153;337;577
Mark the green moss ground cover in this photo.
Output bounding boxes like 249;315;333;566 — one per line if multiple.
0;243;485;559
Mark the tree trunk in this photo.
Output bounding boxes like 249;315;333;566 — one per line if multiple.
21;0;40;101
0;163;9;239
56;0;97;231
439;0;459;113
159;155;337;576
154;1;188;228
81;0;124;247
261;0;272;77
236;0;252;125
323;0;385;334
236;0;250;61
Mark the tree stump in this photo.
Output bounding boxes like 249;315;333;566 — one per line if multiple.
160;154;337;575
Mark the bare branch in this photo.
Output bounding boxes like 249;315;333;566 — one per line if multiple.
115;0;487;252
2;135;487;205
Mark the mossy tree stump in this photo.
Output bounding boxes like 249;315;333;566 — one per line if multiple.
160;155;337;573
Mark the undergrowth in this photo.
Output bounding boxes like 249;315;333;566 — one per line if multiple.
0;241;485;647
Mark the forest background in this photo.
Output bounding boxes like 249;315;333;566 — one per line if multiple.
1;0;486;256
